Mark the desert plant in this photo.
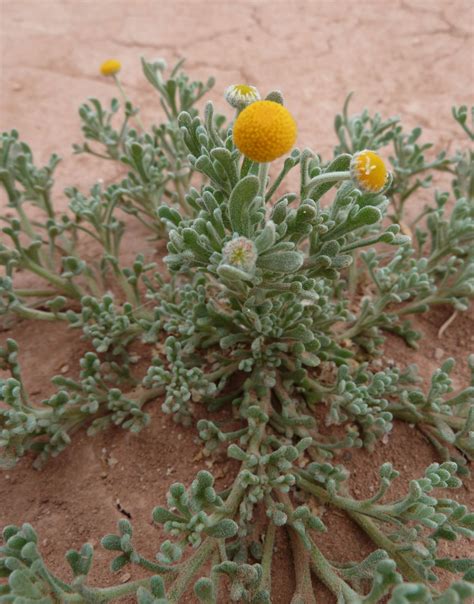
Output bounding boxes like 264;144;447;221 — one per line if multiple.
0;60;473;603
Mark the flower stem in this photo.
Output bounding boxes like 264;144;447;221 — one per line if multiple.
302;171;351;198
266;161;292;201
113;75;146;131
258;162;270;200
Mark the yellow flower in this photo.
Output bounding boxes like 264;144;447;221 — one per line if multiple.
233;100;297;163
225;84;260;108
350;150;388;193
100;59;121;77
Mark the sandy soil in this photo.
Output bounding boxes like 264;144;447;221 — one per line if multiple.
1;1;473;602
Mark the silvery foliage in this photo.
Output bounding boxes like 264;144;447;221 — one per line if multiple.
0;60;473;602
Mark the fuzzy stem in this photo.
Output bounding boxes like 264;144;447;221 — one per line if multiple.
289;527;317;604
261;521;276;594
83;147;115;160
258;162;270;200
67;577;151;602
308;540;359;603
205;362;240;382
10;304;68;322
388;406;467;431
303;171;351;197
167;538;217;603
266;161;292;201
13;288;63;298
347;511;427;585
40;190;55;220
15;202;40;240
113;74;146;131
298;476;426;584
13;202;53;268
279;491;356;603
136;555;179;575
23;258;82;299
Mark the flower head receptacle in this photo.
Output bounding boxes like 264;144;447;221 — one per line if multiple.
233;100;297;163
350;150;388;193
100;59;122;77
225;84;260;109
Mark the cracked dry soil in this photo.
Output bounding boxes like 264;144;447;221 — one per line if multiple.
1;0;473;602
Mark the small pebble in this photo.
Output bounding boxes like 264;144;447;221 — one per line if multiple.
120;573;131;583
107;457;118;467
434;348;444;361
100;471;108;479
60;364;70;374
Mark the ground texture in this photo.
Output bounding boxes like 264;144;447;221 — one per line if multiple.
0;1;473;602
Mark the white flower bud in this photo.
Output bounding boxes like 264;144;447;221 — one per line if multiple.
224;84;260;109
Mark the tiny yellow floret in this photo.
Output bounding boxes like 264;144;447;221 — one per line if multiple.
235;85;254;96
350;150;388;193
100;59;122;77
233;100;297;163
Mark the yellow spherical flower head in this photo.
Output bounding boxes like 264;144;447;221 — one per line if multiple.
233;100;297;163
100;59;121;77
350;150;388;193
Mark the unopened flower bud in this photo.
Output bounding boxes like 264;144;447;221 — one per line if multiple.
225;84;260;109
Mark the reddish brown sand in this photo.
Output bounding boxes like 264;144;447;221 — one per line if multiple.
1;1;473;602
